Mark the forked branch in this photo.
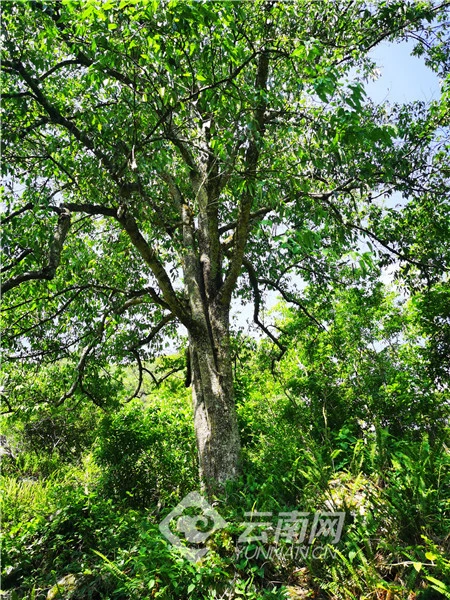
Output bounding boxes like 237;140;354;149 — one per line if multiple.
2;209;71;294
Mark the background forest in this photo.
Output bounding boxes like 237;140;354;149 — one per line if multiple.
1;0;450;599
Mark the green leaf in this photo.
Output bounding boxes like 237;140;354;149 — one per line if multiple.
425;575;449;591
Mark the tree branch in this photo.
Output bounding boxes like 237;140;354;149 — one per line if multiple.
350;223;438;271
39;58;83;81
116;206;190;325
258;277;326;331
220;50;270;306
5;59;117;175
2;209;71;294
1;249;33;274
131;313;175;350
63;202;117;218
56;323;104;406
2;202;34;223
61;203;188;319
219;207;273;235
3;290;83;342
125;350;144;402
242;257;286;354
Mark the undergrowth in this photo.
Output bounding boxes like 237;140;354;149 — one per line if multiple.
2;388;449;599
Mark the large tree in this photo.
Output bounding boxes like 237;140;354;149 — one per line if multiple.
2;0;449;491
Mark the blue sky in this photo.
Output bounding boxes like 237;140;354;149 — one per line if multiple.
366;39;440;104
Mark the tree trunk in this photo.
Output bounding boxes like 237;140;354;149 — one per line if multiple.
188;304;241;495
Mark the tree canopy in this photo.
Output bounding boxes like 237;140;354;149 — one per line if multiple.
2;0;450;488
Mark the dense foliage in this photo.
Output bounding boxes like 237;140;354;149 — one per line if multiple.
2;0;450;487
2;278;450;599
1;0;450;598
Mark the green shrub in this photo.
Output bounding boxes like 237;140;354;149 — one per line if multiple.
94;398;197;508
1;469;141;599
1;402;102;479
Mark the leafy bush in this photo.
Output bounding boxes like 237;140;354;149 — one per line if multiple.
94;397;197;508
1;402;102;478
